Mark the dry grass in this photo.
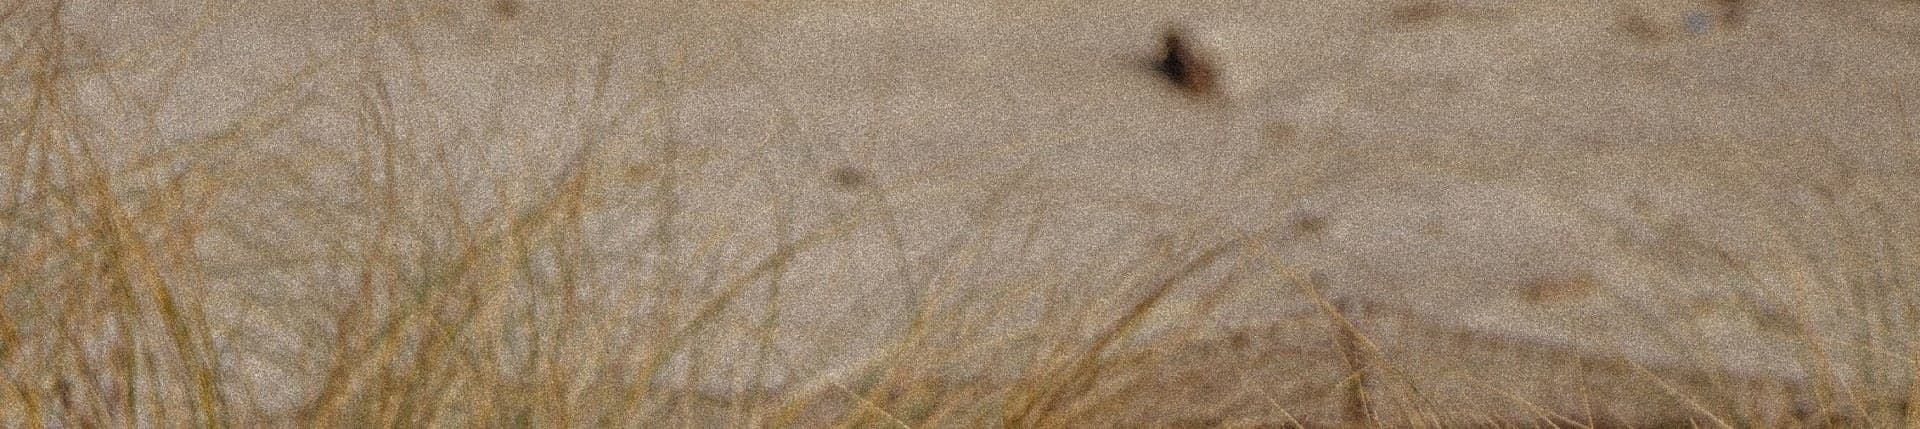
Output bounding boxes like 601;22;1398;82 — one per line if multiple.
4;0;1919;427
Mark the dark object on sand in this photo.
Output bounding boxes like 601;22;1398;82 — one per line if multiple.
1155;28;1217;96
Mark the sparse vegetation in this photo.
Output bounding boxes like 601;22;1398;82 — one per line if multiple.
4;0;1919;427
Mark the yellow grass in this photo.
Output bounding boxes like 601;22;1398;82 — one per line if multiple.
3;0;1918;427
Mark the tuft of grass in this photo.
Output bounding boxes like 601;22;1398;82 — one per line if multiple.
3;0;1917;428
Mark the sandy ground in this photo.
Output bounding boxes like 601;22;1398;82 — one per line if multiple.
9;0;1920;425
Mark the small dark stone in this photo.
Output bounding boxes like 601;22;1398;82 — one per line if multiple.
1155;27;1216;96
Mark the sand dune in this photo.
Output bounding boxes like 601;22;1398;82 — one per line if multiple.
6;0;1919;425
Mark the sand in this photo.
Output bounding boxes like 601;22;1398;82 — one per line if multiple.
7;0;1920;425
